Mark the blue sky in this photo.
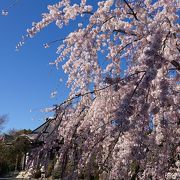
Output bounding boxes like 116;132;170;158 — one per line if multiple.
0;0;72;132
0;0;165;132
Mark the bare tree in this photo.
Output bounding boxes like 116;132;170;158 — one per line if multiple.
0;115;8;133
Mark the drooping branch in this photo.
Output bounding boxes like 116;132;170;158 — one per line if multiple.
55;70;145;109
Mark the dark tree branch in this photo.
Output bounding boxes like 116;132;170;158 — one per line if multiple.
123;0;139;21
171;60;180;71
129;72;146;100
162;31;170;53
113;29;137;36
82;11;94;15
176;42;180;53
55;71;145;109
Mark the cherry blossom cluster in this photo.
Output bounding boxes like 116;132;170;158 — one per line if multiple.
21;0;180;179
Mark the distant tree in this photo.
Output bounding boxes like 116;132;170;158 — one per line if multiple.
0;129;31;176
8;128;32;137
0;115;8;133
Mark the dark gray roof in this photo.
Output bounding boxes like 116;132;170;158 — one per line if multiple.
28;117;56;141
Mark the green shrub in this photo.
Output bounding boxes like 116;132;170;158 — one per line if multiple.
130;161;140;180
52;168;61;179
46;160;55;177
